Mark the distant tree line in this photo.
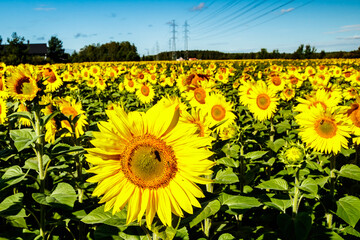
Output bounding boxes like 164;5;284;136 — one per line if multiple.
71;41;140;62
0;33;140;65
143;44;360;61
1;32;359;65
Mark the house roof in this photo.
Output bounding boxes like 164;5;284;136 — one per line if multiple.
0;43;48;55
28;44;47;55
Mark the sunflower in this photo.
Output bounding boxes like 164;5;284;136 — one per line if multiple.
247;82;279;121
343;86;358;100
86;78;96;88
136;82;155;104
57;96;88;138
296;105;351;154
40;95;57;143
203;93;236;132
180;108;212;137
0;74;8;99
124;75;138;93
0;62;6;74
42;66;63;92
278;142;305;166
294;88;340;114
0;98;7;124
90;65;101;76
17;102;31;127
6;65;39;101
267;73;286;92
238;80;256;106
346;101;360;145
86;98;214;228
350;71;360;86
95;76;107;91
280;86;296;101
219;124;237;141
61;71;74;82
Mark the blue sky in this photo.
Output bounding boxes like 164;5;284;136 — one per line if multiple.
1;0;360;56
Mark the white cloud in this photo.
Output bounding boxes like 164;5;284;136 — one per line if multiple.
191;2;206;11
281;8;294;13
34;7;56;11
326;24;360;34
337;35;360;40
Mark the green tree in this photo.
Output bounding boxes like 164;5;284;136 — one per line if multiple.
304;44;316;59
2;32;29;65
48;36;67;63
293;44;304;59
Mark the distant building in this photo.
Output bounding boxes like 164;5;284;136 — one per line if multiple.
28;44;48;58
0;43;48;59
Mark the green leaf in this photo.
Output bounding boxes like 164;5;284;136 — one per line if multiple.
216;157;239;168
51;143;84;157
32;193;50;206
214;168;239;184
263;194;292;212
256;178;288;191
336;196;360;228
0;166;27;191
219;193;262;209
218;233;235;240
42;111;60;126
343;226;360;238
299;178;318;198
8;111;33;122
189;200;221;228
294;212;312;240
244;151;268;161
32;183;77;210
0;193;24;216
267;139;286;153
48;182;77;210
338;164;360;181
174;227;189;240
9;129;40;151
81;205;128;226
275;120;291;134
340;148;356;157
222;144;240;159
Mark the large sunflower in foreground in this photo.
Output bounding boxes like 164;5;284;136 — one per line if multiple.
6;65;39;101
296;105;351;154
86;98;214;228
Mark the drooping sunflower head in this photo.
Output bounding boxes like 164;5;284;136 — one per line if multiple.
6;65;39;101
86;97;214;228
56;96;88;138
180;108;212;137
42;66;63;92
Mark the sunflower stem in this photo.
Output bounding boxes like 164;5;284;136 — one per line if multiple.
34;110;46;239
292;167;300;217
204;173;213;237
239;144;245;194
327;154;337;229
269;117;275;143
152;232;159;240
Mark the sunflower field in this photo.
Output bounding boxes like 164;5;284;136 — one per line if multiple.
0;59;360;240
